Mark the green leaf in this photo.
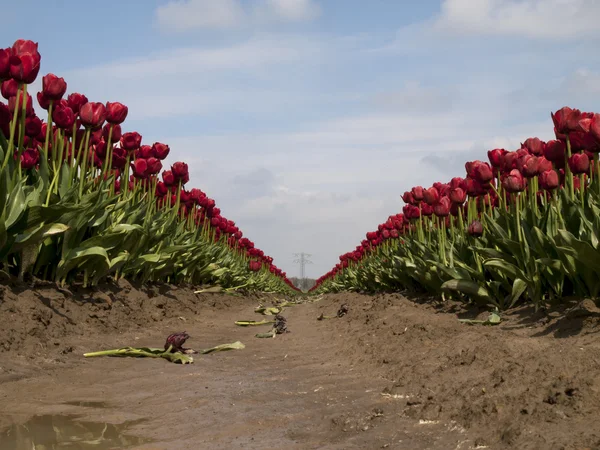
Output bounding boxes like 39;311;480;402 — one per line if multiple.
440;279;494;304
510;278;528;308
5;179;26;228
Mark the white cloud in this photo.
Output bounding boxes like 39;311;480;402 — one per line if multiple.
155;0;320;32
434;0;600;39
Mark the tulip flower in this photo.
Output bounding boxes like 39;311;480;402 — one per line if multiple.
568;153;590;174
132;158;148;179
433;197;451;217
402;191;414;205
152;142;170;160
8;93;34;117
103;123;121;143
544;140;566;164
518;155;540;178
502;169;526;193
164;331;190;353
0;48;9;80
521;138;545;156
552;106;581;135
468;220;483;237
120;131;142;151
67;92;88;113
162;169;175;187
105;101;128;124
539;169;559;191
41;73;67;100
20;147;39;169
79;102;106;129
9;39;41;84
137;145;154;158
449;187;466;204
423;187;439;205
52;103;76;129
411;186;424;202
488;148;507;169
146;157;162;175
1;79;18;99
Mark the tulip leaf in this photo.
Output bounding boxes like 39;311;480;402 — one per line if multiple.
510;278;528;308
11;223;69;253
5;179;26;228
440;279;494;304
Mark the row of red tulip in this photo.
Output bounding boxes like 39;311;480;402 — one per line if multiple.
1;39;297;290
311;106;600;293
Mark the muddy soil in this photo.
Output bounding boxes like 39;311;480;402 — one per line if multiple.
0;282;599;449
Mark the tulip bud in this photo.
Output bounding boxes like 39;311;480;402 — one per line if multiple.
120;131;142;151
52;104;76;129
0;48;10;81
502;169;526;193
24;115;42;138
521;137;545;156
468;220;484;237
9;40;41;84
103;123;122;143
568;153;590;174
162;169;175;186
544;140;566;164
152;142;170;160
433;197;451;217
423;187;439;205
67;92;88;113
137;145;154;159
488;149;507;169
171;162;189;184
79;102;106;129
518;155;539;178
21;147;39;169
164;331;190;353
539;169;559;191
42;73;67;100
105;101;128;125
1;79;18;99
449;187;466;204
411;186;424;202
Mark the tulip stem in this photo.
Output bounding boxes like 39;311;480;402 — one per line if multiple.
78;129;91;199
42;101;53;164
565;137;574;201
1;87;22;171
16;84;28;180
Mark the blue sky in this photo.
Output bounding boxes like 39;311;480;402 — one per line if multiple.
3;0;600;278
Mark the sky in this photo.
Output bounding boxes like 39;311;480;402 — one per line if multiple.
3;0;600;279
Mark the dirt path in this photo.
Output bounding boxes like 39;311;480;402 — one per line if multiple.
1;284;600;449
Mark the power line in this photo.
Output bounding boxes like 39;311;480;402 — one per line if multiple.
292;252;313;280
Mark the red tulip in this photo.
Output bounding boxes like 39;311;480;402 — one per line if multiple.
120;131;142;151
42;73;67;100
521;138;545;156
468;160;493;183
551;107;581;135
152;142;170;160
79;102;106;129
0;48;10;80
1;79;18;99
449;187;466;204
501;152;518;173
8;93;34;117
105;101;128;124
137;145;154;159
518;154;539;178
0;102;10;137
111;146;127;170
544;140;566;164
468;220;483;237
52;104;76;129
568;153;590;174
156;181;168;197
421;203;433;217
9;39;41;84
36;91;51;110
411;186;424;202
423;187;439;205
162;170;175;186
67;92;88;113
146;157;162;175
433;197;451;217
24;115;42;138
103;123;121;143
20;147;39;169
171;162;189;183
402;191;414;205
132;158;149;179
539;169;559;191
502;169;526;193
537;157;553;174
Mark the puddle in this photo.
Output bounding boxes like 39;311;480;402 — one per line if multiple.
0;414;151;449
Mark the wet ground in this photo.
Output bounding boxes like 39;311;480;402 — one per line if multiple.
1;283;599;449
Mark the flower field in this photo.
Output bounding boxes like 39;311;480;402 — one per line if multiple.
0;39;298;293
311;107;600;310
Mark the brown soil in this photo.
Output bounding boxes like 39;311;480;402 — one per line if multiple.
1;283;600;449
